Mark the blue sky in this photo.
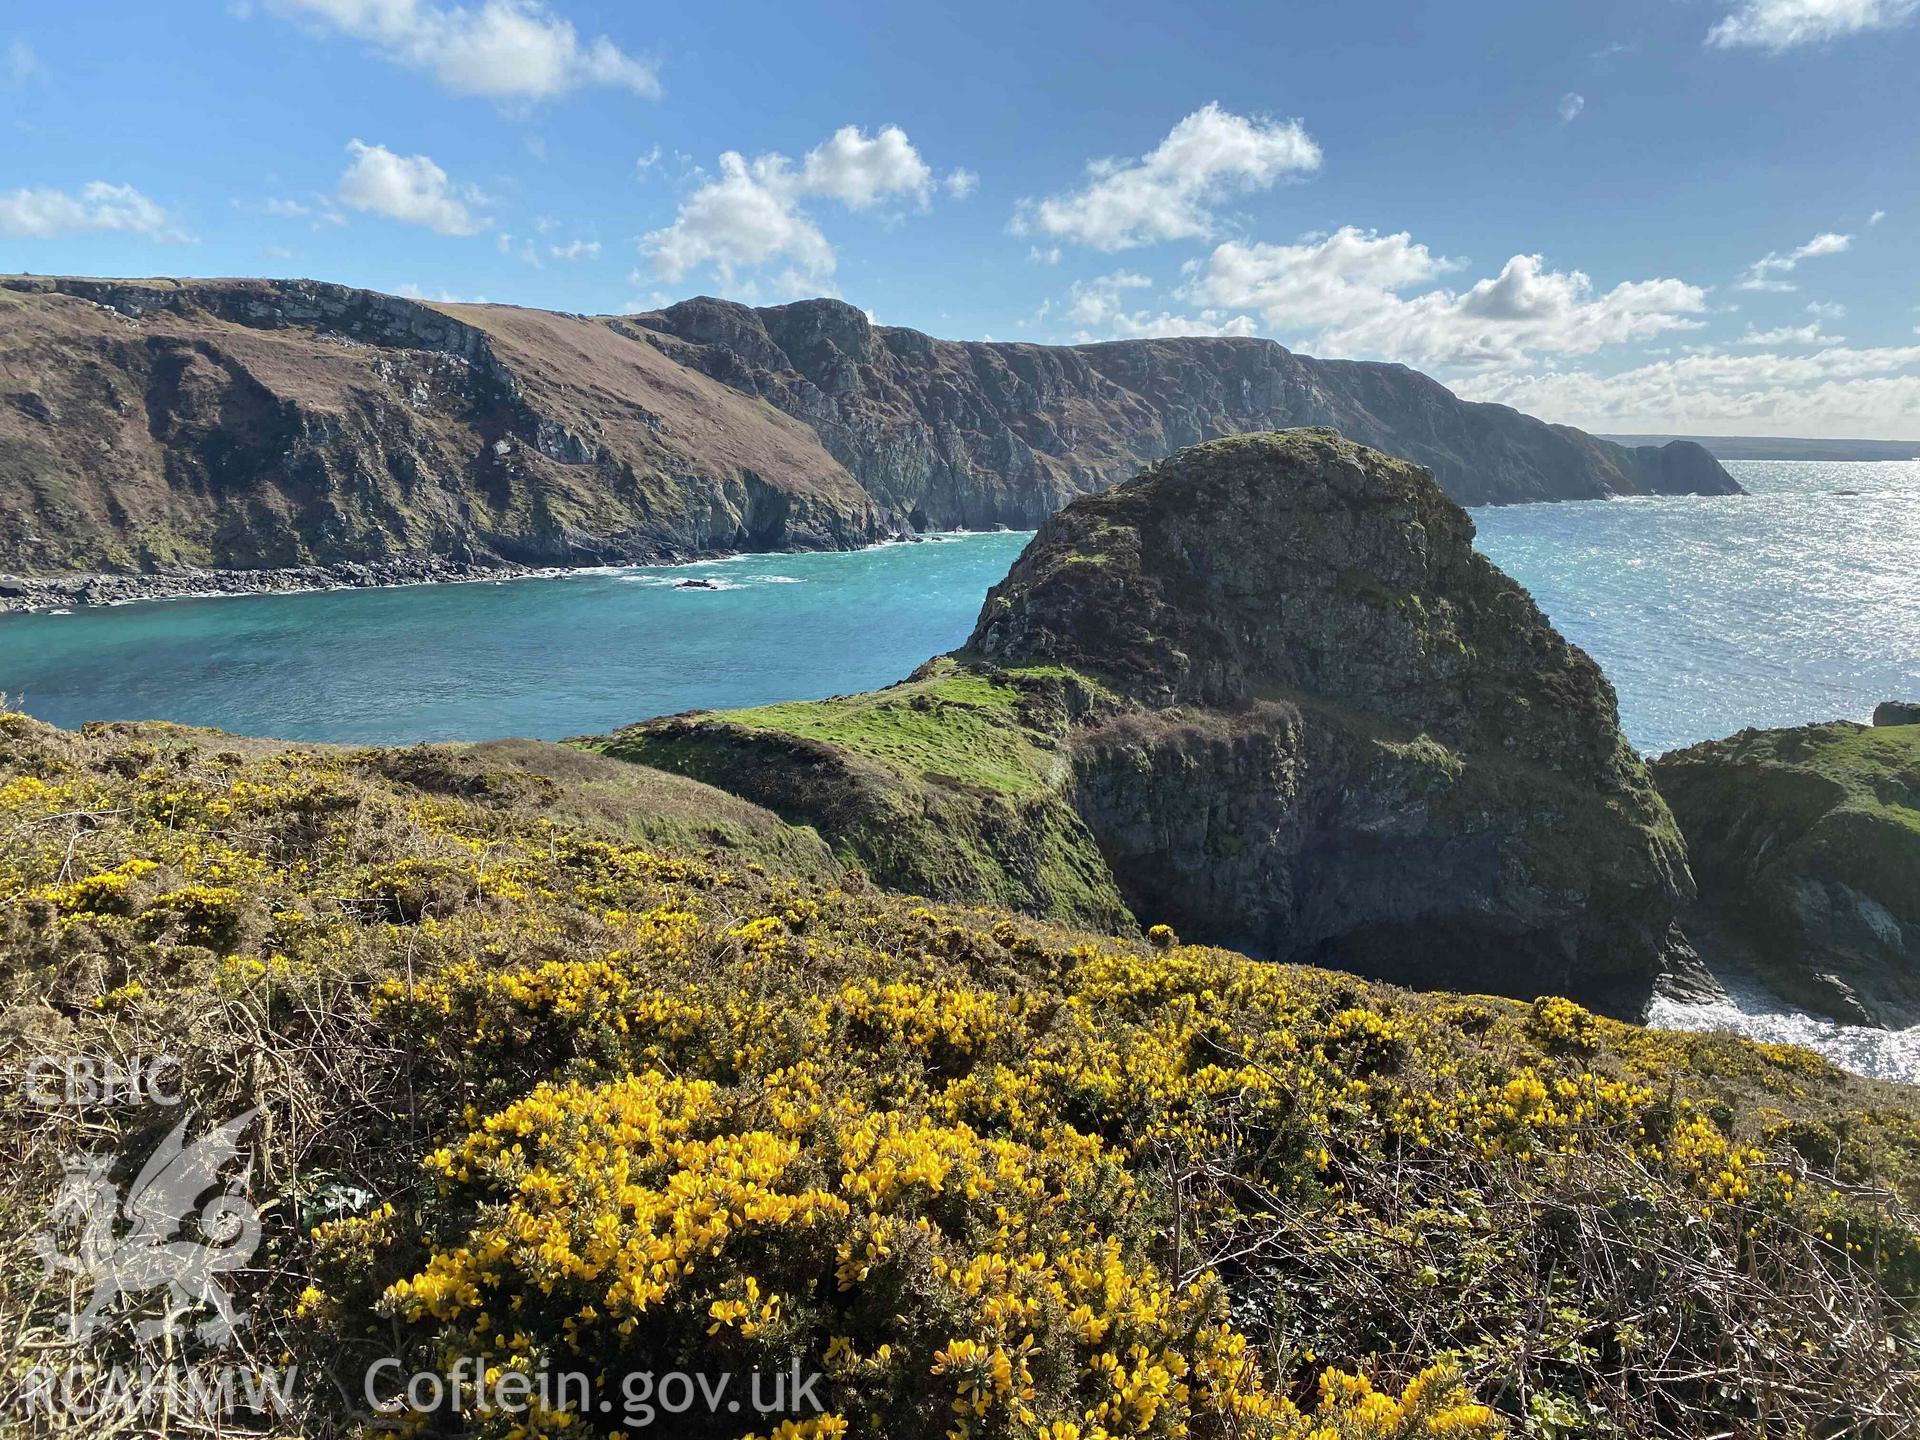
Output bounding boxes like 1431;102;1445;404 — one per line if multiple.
4;0;1917;437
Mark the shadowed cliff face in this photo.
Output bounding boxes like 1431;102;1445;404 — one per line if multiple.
601;430;1694;1016
1;276;1737;584
636;295;1740;519
0;276;887;578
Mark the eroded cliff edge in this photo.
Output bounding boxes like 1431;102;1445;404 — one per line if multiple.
598;430;1694;1016
1;276;1736;593
1653;713;1920;1027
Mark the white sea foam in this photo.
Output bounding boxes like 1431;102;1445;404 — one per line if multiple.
1648;970;1920;1085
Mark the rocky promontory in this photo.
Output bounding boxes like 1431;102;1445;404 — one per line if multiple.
1653;710;1920;1027
598;430;1694;1015
2;275;1738;596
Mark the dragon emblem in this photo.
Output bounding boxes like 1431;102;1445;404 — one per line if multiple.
32;1109;261;1348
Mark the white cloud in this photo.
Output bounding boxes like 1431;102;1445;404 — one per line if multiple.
6;37;40;83
1869;208;1887;224
1706;0;1919;49
266;0;657;100
1014;102;1321;251
634;145;661;176
1028;245;1061;265
1183;226;1707;369
1060;269;1152;327
337;139;485;235
643;125;941;292
549;238;599;261
799;125;931;209
1737;321;1840;344
0;181;190;241
263;196;312;218
397;282;490;303
1737;230;1851;291
497;232;541;266
1046;270;1258;342
1805;299;1847;319
944;167;979;200
1558;92;1586;122
1455;343;1920;439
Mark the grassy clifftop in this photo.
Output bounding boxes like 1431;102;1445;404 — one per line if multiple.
1654;718;1920;1026
4;711;1919;1437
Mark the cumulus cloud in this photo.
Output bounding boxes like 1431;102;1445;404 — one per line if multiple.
549;238;599;261
1455;343;1920;438
1706;0;1919;49
266;0;657;100
1738;321;1840;344
1183;226;1706;369
0;181;190;241
1805;300;1847;319
799;125;932;209
337;139;485;235
1558;92;1586;122
1014;102;1321;251
643;125;942;292
944;168;979;200
1737;230;1851;291
1041;270;1255;342
1869;208;1887;224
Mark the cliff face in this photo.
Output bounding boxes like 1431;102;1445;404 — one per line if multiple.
1;275;1736;585
601;430;1694;1015
636;295;1741;519
1653;715;1920;1027
0;276;886;578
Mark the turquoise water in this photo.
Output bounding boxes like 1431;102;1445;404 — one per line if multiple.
0;535;1031;744
1;460;1915;751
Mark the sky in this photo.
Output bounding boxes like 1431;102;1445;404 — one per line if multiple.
3;0;1917;439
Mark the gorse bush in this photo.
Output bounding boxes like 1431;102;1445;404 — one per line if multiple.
2;713;1918;1438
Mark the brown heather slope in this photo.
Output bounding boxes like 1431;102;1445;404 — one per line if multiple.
1;276;1738;587
0;276;886;578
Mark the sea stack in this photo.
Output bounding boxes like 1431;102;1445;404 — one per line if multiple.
605;429;1694;1016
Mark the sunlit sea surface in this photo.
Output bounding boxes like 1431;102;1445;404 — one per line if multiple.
4;458;1916;1077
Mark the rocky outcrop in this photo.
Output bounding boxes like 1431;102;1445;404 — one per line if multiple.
634;295;1741;518
1653;718;1920;1027
0;276;888;582
600;430;1694;1015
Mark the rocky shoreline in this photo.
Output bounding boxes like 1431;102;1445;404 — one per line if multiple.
0;551;677;614
0;527;992;615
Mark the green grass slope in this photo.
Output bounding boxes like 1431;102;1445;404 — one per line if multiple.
1654;718;1920;1027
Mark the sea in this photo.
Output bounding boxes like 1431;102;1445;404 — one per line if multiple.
3;458;1916;1078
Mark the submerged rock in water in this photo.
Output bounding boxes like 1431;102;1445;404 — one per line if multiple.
599;430;1692;1017
1653;719;1920;1028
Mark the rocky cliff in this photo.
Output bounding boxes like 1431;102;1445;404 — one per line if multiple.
1653;712;1920;1027
635;294;1740;518
0;276;887;582
598;430;1695;1015
1;275;1737;590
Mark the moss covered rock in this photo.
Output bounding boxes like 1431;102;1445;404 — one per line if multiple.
1653;719;1920;1026
597;431;1690;1016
